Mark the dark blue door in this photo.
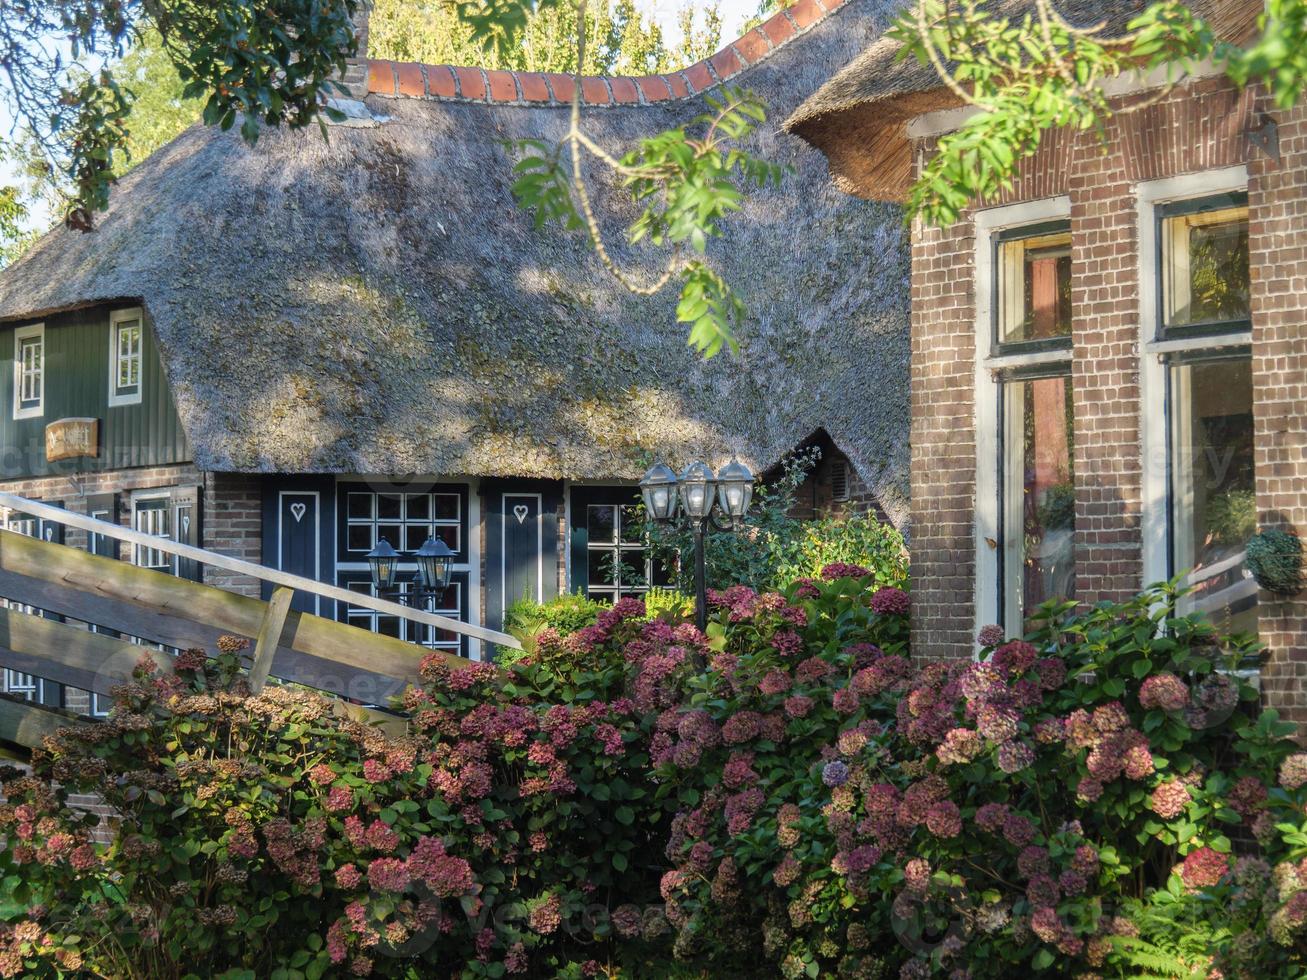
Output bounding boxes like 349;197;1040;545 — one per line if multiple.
278;491;320;614
501;493;542;617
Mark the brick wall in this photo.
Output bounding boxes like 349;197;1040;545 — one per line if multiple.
909;213;979;655
909;77;1307;704
202;472;262;597
789;439;892;525
1248;94;1307;726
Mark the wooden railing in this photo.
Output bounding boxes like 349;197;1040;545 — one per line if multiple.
0;493;521;748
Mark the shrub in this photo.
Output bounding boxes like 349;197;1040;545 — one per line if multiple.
500;591;608;666
5;575;1306;978
642;587;696;623
0;608;694;979
766;513;908;591
654;580;1304;979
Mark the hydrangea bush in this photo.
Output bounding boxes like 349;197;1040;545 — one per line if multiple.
655;578;1307;979
3;569;1307;978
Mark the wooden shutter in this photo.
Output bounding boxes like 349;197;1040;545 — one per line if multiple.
84;493;119;559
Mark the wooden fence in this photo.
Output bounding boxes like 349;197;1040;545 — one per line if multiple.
0;493;520;749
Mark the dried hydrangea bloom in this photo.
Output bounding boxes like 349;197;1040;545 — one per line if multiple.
1138;672;1190;712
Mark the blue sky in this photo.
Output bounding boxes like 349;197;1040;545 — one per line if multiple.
1;1;760;232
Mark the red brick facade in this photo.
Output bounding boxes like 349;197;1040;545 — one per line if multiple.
1248;93;1307;721
908;77;1307;724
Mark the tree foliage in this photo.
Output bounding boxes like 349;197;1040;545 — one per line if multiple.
889;0;1307;226
0;0;360;233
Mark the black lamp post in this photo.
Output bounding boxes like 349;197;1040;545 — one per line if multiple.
640;457;754;631
366;536;454;607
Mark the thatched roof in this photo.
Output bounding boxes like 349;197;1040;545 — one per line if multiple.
0;0;913;524
785;0;1262;199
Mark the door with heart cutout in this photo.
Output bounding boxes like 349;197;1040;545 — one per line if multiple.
484;483;561;635
279;491;321;614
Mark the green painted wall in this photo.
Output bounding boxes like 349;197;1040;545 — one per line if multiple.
0;305;189;479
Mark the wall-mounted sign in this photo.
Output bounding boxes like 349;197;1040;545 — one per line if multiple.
45;418;100;462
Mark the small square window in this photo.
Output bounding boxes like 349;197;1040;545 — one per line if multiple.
1160;195;1249;338
377;494;402;520
995;223;1072;351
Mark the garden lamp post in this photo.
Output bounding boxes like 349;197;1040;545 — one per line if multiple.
366;536;454;607
640;457;755;632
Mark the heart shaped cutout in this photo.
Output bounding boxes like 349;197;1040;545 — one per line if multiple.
289;502;307;523
513;504;530;524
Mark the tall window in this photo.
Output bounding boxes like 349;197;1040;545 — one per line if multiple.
570;487;673;603
335;483;471;657
992;220;1076;631
1158;193;1256;633
109;310;143;406
132;495;174;572
13;324;44;420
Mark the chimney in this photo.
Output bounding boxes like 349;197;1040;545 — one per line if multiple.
339;0;373;100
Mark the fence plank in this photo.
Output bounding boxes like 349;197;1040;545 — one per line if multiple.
0;694;73;749
0;498;519;649
0;531;447;698
0;566;411;702
0;607;171;694
249;588;293;693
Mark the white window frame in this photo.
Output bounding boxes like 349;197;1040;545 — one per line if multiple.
973;196;1073;648
1136;166;1250;593
12;323;44;420
130;490;175;573
108;308;144;407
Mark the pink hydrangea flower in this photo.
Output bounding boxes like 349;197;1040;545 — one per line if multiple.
783;695;814;719
1150;780;1191;820
821;562;872;581
925;801;961;838
1178;847;1229;891
869;587;910;616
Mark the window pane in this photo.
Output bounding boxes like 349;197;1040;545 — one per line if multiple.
347;493;373;520
405;494;430;521
588;505;617;544
1170;357;1257;633
432;494;460;521
1004;374;1076;629
376;524;402;549
997;228;1072;346
588;548;619;587
377;494;402;520
347;525;373;552
1163;205;1249;330
619;505;644;544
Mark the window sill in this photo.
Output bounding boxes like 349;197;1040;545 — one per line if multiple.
1145;332;1252;360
